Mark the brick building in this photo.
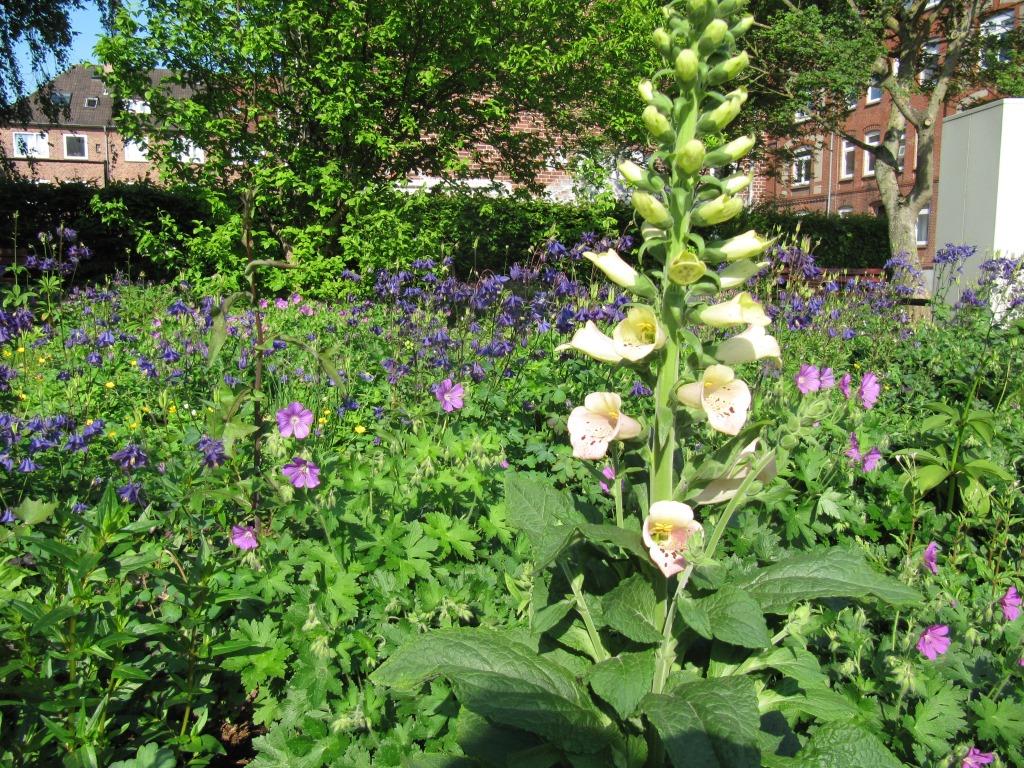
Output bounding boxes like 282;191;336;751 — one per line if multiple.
4;65;192;186
753;0;1021;266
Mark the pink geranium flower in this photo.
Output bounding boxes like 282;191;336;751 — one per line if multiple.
923;541;940;574
230;524;259;550
819;367;836;389
599;465;616;494
276;401;314;439
845;433;883;472
839;372;852;398
916;624;951;660
859;371;880;409
794;364;821;394
962;747;995;768
282;457;320;488
1001;586;1021;621
433;379;465;412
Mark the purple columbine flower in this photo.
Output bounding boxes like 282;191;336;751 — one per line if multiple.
117;482;143;506
282;457;320;489
794;364;821;394
276;402;314;439
433;379;465;412
0;508;15;524
859;371;880;409
110;443;148;471
962;747;995;768
916;624;951;660
923;541;940;574
819;368;836;389
230;524;259;550
1001;586;1021;621
196;435;226;468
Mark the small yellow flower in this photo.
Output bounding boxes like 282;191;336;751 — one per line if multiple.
142;406;151;414
17;392;26;401
318;417;327;425
129;422;139;430
86;419;94;426
2;349;11;358
207;406;214;412
105;381;115;389
168;405;177;414
129;359;137;367
354;425;367;434
322;409;331;415
37;356;46;364
16;346;25;354
107;430;117;439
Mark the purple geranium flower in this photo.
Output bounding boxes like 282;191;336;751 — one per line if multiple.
923;541;940;574
962;747;995;768
230;524;259;550
859;371;880;409
794;364;821;394
916;624;950;660
433;379;465;412
276;402;314;439
1001;586;1021;621
282;457;320;488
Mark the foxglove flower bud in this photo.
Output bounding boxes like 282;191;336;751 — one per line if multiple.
638;80;674;114
674;139;706;175
632;191;674;229
675;49;699;83
584;249;658;299
643;105;675;143
687;0;713;24
722;172;753;195
716;0;748;18
706;51;749;86
702;230;770;262
698;291;771;327
691;194;743;226
653;27;674;58
730;14;754;37
703;134;755;167
696;88;747;134
618;160;665;193
698;19;729;55
717;259;766;289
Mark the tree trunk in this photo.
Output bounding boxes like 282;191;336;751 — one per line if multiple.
886;203;919;265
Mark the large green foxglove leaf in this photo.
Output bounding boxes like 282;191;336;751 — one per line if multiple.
588;650;656;719
732;548;918;614
784;723;905;767
697;585;770;649
602;574;662;644
504;473;582;567
642;677;761;768
372;628;607;753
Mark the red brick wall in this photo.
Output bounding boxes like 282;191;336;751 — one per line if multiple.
7;126;158;186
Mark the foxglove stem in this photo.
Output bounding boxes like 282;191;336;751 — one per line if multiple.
559;562;609;662
703;451;777;559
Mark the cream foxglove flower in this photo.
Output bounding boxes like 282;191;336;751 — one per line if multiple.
612;306;667;361
702;230;771;263
714;324;781;365
676;364;751;435
698;292;770;328
693;439;778;505
584;249;657;299
555;321;623;364
717;260;767;290
643;501;703;577
567;392;643;460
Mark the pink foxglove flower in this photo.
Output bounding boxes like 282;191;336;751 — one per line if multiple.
230;524;259;550
276;401;314;439
839;372;852;398
433;379;465;412
859;371;880;409
676;364;751;436
567;392;642;460
693;439;777;505
282;457;321;488
643;501;703;577
923;541;940;574
916;624;951;660
1001;586;1021;621
962;747;995;768
794;364;821;394
611;306;667;362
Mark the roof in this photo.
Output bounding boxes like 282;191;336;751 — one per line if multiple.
20;65;193;127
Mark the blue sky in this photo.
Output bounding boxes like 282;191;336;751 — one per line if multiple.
16;1;106;90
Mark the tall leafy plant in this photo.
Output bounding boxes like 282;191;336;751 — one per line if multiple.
373;2;919;765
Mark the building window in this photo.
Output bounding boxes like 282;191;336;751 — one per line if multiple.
897;130;906;172
84;96;99;109
864;131;880;176
981;11;1015;67
64;134;87;159
794;108;811;123
127;99;151;115
178;141;206;164
12;131;48;158
919;41;941;86
837;206;854;218
846;93;859;110
124;139;148;162
866;78;883;104
49;91;72;107
791;149;813;187
841;139;856;179
917;207;930;245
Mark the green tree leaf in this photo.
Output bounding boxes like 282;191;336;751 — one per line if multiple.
732;548;918;614
697;585;771;649
602;574;662;644
643;677;761;768
588;650;656;719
